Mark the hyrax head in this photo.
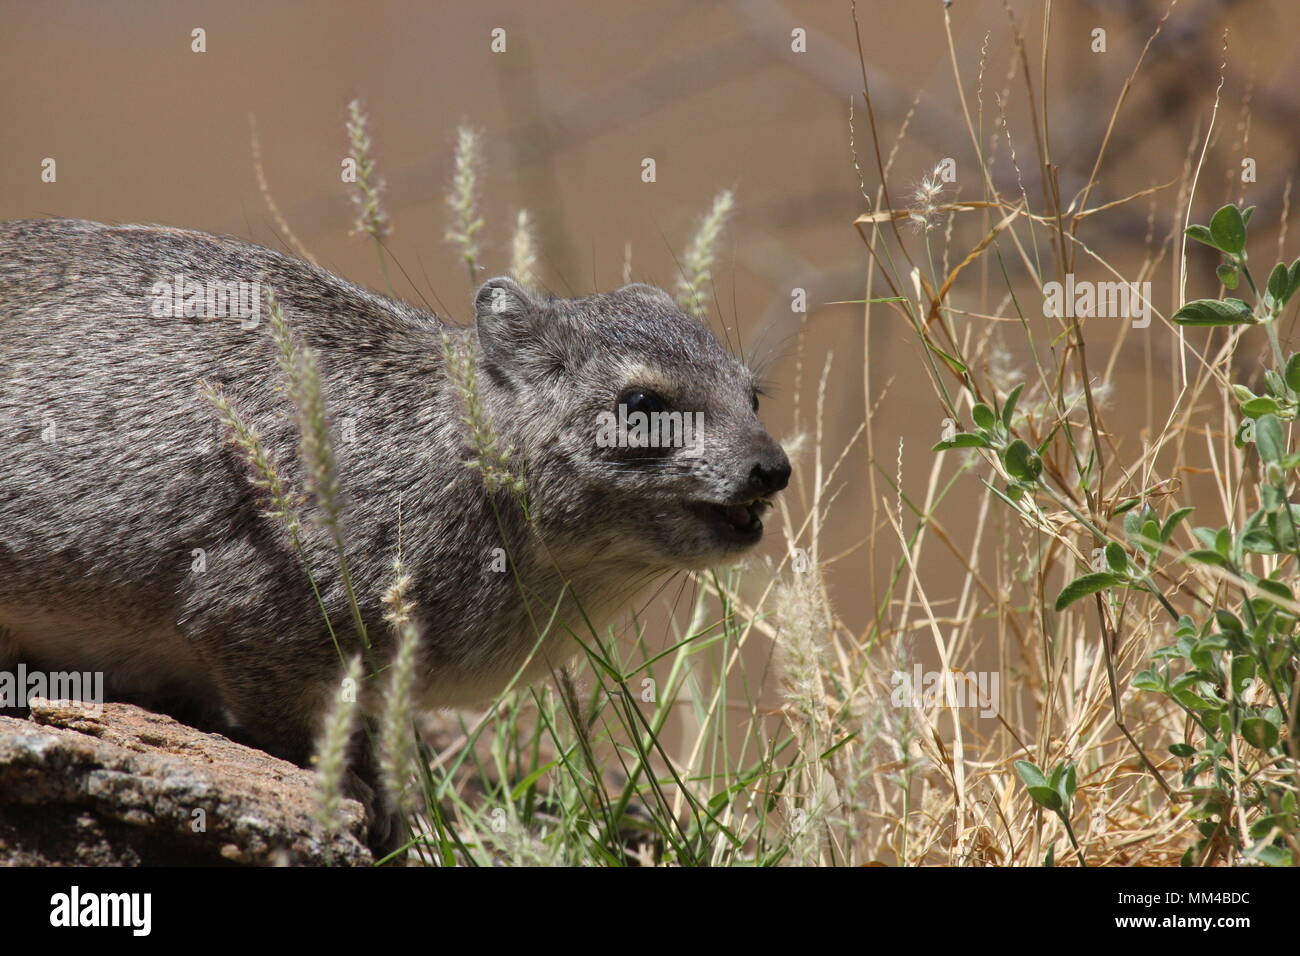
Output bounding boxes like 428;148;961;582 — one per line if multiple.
473;277;790;568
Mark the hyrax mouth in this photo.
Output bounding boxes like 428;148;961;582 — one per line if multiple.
689;497;772;541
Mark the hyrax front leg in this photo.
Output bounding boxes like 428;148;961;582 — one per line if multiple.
206;638;405;857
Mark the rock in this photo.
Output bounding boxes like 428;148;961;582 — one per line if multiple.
0;698;371;866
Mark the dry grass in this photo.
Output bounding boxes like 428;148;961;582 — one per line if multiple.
240;2;1298;865
791;0;1296;866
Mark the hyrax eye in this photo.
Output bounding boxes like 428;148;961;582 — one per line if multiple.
618;388;666;416
751;391;760;412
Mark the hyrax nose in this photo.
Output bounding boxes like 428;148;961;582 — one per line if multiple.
747;445;791;497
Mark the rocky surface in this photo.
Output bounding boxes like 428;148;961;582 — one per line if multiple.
0;698;371;866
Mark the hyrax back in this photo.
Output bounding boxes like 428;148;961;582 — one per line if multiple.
0;218;788;772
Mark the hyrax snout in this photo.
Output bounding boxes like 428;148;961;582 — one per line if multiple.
0;218;789;846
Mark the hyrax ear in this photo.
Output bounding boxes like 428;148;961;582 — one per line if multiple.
473;276;575;382
475;276;535;322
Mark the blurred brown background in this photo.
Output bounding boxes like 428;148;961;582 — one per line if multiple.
4;0;1300;707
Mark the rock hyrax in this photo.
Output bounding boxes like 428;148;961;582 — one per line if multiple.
0;218;790;838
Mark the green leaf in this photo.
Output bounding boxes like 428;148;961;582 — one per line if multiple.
1014;760;1063;812
1189;639;1217;672
1170;677;1216;711
1216;262;1240;289
1249;815;1294;841
1110;497;1140;517
1001;383;1025;429
1140;519;1162;555
1036;419;1064;456
1054;572;1120;611
1255;414;1285;462
933;432;989;451
1160;506;1194;543
1247;844;1292;867
926;341;967;375
1241;528;1281;554
1257;577;1294;606
972;402;996;430
1184;224;1221;251
1285;353;1300;393
1231;656;1255;696
1271;509;1297;551
1173;297;1254;326
1268;261;1291;309
1169;743;1196;758
1133;669;1166;692
1105;541;1127;573
1240;717;1279;750
1214;608;1244;635
1123;507;1145;546
1209;203;1247;256
1242;396;1281;418
1003;439;1041;482
509;759;560;800
1058;764;1077;806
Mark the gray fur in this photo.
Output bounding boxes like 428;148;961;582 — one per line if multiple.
0;218;788;838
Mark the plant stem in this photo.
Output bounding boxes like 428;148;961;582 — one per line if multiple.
1059;812;1087;867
